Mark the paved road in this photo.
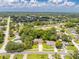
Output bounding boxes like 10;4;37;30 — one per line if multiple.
1;16;10;50
0;51;55;54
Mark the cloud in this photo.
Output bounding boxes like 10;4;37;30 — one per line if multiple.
75;5;79;8
65;2;75;6
6;0;15;2
0;0;15;3
53;0;63;3
58;1;75;7
0;0;78;8
48;0;63;3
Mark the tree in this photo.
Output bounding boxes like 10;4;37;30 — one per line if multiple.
76;27;79;34
62;34;71;42
5;41;24;52
42;28;57;41
49;27;57;34
60;28;65;32
55;40;62;49
70;51;79;59
0;31;4;43
54;54;61;59
34;29;44;38
65;22;76;28
42;33;49;40
49;35;57;41
21;35;33;49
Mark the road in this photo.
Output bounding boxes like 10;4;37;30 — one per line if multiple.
1;16;10;50
0;51;55;54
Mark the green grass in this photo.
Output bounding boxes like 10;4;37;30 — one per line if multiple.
27;54;48;59
54;54;61;59
43;43;54;49
26;49;38;51
66;45;77;51
25;44;38;51
14;54;23;59
0;54;10;59
75;40;79;44
43;43;54;51
43;49;54;52
32;44;38;49
58;49;62;52
65;55;72;59
0;44;2;48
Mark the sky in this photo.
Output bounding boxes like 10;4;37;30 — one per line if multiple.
0;0;79;12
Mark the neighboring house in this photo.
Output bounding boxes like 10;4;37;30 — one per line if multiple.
46;41;54;46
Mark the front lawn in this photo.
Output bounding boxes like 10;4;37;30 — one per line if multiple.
43;43;54;49
26;44;38;51
27;54;48;59
0;54;10;59
14;54;23;59
43;43;54;51
65;55;72;59
66;45;77;51
32;44;38;49
43;49;54;51
58;49;62;52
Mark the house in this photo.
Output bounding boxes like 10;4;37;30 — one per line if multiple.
33;38;43;44
46;41;54;46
